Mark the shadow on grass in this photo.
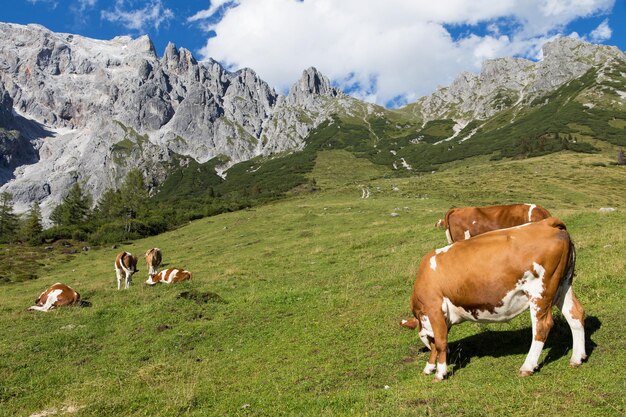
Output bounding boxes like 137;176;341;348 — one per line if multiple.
78;300;93;308
445;315;600;376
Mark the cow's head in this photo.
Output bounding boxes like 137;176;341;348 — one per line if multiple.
133;256;140;271
145;274;159;286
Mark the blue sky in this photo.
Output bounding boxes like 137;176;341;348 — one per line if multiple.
2;0;625;107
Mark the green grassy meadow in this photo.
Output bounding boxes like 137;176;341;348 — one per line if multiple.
1;147;625;416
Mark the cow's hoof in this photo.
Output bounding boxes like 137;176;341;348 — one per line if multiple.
432;375;445;382
518;370;534;377
569;361;583;368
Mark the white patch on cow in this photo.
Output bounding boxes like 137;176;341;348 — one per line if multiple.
435;244;452;255
519;340;544;373
527;204;536;222
423;362;436;375
29;289;63;312
472;220;477;225
445;228;452;244
464;230;471;240
442;297;467;325
418;316;434;349
435;362;447;380
527;263;545;301
401;319;408;325
167;269;179;284
429;255;437;271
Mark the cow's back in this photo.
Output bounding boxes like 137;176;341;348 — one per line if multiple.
414;217;572;316
445;204;551;242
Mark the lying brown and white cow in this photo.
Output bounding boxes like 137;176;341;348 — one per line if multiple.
145;268;192;286
114;251;138;290
28;283;81;312
402;217;586;380
145;248;162;277
437;203;551;244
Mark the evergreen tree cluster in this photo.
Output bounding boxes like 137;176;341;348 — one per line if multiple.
0;192;43;245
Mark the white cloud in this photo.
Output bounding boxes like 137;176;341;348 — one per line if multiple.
589;18;612;42
76;0;97;13
101;0;174;32
190;0;615;106
188;0;234;23
26;0;58;8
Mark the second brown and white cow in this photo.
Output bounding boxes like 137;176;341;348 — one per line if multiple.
114;251;138;290
145;268;192;286
438;203;551;243
28;283;81;312
401;217;586;380
145;248;162;277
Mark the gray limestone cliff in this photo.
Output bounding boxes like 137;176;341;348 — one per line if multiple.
413;37;626;130
0;23;340;220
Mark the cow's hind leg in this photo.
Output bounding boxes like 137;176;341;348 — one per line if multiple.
124;270;132;289
520;302;553;376
428;313;449;381
555;285;587;366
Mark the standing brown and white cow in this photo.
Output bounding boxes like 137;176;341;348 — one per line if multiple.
145;268;192;286
145;248;162;277
28;283;81;312
436;203;551;244
402;217;586;380
114;251;138;290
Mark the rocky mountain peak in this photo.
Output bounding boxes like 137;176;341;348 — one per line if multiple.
162;42;197;71
542;36;625;65
293;67;338;96
416;36;625;124
285;67;340;107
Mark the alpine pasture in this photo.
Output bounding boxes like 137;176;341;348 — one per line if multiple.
1;146;624;416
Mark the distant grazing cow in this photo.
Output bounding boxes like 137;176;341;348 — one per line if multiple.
401;218;586;380
114;251;138;290
439;203;551;243
145;248;162;277
145;268;192;286
29;283;80;312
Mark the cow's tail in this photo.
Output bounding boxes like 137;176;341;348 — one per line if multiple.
553;235;577;304
443;209;455;243
564;239;576;286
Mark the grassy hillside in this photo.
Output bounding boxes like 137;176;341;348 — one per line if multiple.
1;147;624;416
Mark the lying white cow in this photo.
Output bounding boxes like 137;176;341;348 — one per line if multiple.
145;268;192;286
29;283;81;312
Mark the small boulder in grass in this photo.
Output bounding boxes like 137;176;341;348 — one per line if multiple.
391;212;400;217
599;207;616;213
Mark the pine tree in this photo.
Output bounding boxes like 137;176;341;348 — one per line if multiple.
22;201;43;245
50;183;92;226
94;188;124;220
119;169;149;232
0;192;18;243
120;169;148;218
